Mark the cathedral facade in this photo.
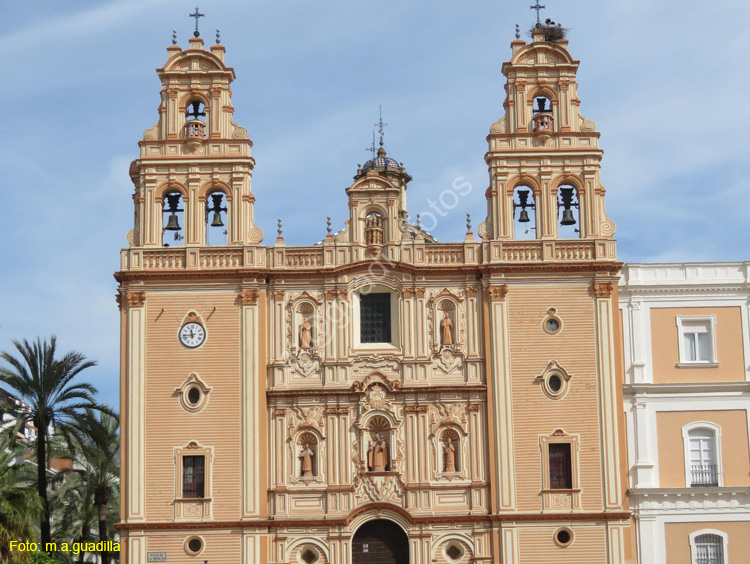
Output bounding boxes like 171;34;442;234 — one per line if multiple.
117;26;635;564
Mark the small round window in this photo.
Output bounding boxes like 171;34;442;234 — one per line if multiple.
548;374;563;393
444;542;465;563
298;546;320;564
543;307;562;335
554;527;574;547
185;536;203;555
187;387;201;406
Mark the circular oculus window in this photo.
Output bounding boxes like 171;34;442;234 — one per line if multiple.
185;536;203;555
544;316;562;334
554;527;574;547
187;386;202;406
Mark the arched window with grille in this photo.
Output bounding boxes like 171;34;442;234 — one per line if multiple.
690;530;727;564
682;422;722;487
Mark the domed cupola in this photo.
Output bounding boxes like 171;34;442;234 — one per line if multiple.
355;146;412;183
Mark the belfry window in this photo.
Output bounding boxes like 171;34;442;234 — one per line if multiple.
205;191;228;245
360;293;391;343
512;186;536;239
557;185;581;238
365;212;384;247
185;100;206;140
163;192;185;246
532;96;553;132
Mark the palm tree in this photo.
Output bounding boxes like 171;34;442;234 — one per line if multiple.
0;439;41;564
0;337;107;548
69;410;120;564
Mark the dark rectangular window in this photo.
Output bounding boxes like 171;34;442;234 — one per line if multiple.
182;455;205;498
360;293;391;343
549;443;572;489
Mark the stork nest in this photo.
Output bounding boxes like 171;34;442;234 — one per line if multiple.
529;23;568;42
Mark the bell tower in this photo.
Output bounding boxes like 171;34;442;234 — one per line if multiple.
482;25;616;256
127;34;263;250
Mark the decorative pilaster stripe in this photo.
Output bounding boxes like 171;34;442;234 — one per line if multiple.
594;288;625;510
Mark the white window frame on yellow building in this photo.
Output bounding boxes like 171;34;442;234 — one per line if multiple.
676;315;719;367
682;421;723;488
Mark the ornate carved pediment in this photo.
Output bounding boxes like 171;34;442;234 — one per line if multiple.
428;403;469;436
351;372;402;393
427;288;464;305
288;406;325;435
289;290;323;308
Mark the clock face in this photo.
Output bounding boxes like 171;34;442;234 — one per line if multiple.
179;322;206;348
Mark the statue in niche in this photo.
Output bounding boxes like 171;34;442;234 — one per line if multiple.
300;443;315;478
440;312;454;346
299;318;313;349
444;439;456;473
368;434;389;472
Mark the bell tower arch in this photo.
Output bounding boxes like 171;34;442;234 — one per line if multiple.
127;36;263;249
483;27;616;253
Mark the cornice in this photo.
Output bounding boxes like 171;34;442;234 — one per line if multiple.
624;382;750;396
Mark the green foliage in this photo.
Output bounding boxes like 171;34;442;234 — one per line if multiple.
0;337;109;547
28;553;57;564
0;441;42;564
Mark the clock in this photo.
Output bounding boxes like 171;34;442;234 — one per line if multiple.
179;322;206;348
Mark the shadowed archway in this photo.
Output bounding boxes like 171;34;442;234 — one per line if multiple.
352;519;409;564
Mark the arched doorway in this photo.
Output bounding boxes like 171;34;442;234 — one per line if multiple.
352;519;409;564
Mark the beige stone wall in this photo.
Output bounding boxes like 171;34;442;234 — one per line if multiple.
665;521;750;564
515;523;608;563
650;306;745;383
656;410;750;487
143;290;243;521
507;279;604;512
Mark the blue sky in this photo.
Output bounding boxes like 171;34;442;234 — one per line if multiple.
1;0;749;408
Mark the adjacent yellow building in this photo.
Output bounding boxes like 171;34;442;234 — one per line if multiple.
620;263;750;564
117;24;636;563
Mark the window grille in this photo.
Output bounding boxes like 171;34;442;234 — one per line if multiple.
360;293;391;343
183;455;205;498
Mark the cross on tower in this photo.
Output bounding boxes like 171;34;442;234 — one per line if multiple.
530;0;546;25
189;7;205;38
365;130;376;157
375;105;388;148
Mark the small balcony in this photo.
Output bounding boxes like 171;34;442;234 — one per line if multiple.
532;113;553;133
185;119;206;140
690;464;718;487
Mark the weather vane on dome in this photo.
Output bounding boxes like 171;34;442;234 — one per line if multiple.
375;105;388;148
189;7;205;38
530;0;545;26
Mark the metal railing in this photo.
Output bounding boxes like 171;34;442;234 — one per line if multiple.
690;464;718;487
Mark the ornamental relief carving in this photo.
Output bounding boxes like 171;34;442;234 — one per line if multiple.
238;288;259;305
432;348;464;374
287;406;325;435
351;357;400;377
289;351;321;378
353;472;405;506
428;403;469;435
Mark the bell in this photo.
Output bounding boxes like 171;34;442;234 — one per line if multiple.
165;213;181;231
518;210;530;223
211;212;224;227
560;209;576;226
